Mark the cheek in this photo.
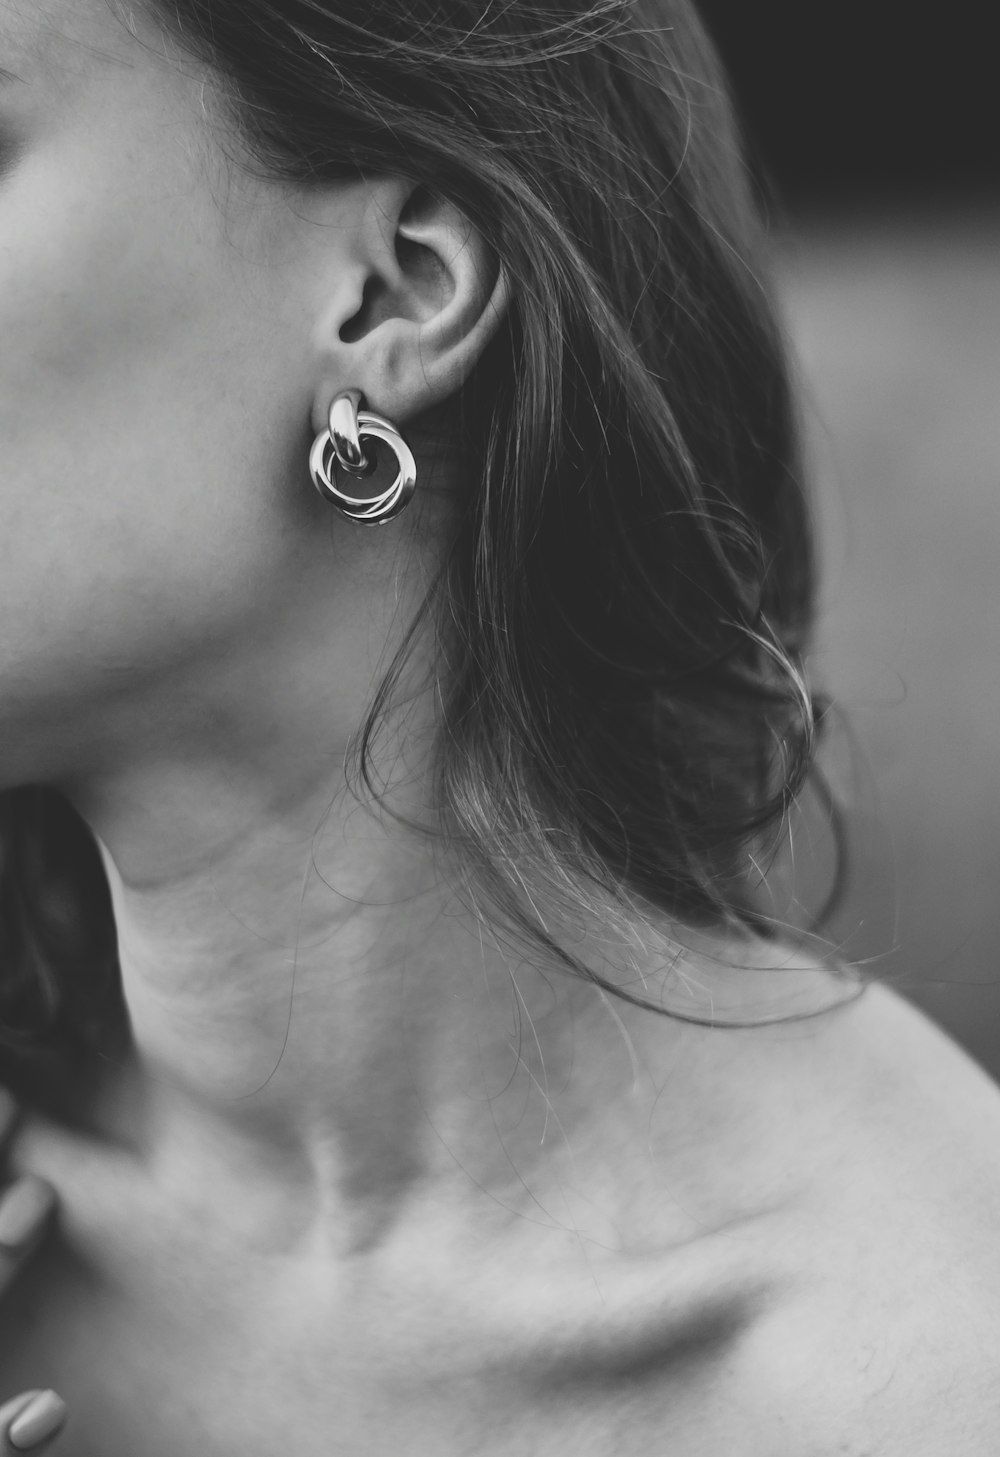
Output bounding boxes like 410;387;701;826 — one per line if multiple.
0;93;313;711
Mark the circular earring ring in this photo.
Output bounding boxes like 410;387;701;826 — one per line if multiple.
309;399;417;525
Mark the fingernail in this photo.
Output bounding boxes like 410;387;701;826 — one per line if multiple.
0;1177;56;1251
8;1390;68;1450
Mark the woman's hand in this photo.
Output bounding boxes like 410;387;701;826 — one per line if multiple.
0;1091;66;1453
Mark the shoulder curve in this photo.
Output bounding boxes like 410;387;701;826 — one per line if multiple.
715;982;1000;1456
730;1268;1000;1457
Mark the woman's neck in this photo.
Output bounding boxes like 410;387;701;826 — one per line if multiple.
65;726;615;1253
56;642;848;1258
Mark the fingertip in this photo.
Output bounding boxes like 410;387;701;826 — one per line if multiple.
4;1389;68;1451
0;1392;41;1453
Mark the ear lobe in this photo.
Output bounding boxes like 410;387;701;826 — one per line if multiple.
314;180;510;427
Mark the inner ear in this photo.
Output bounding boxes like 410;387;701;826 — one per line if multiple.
396;200;455;319
339;188;454;344
395;186;451;287
339;277;386;344
395;231;449;296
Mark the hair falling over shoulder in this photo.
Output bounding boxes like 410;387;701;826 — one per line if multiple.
1;0;827;1049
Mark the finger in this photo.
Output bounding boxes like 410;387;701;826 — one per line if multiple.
0;1391;68;1453
0;1177;57;1299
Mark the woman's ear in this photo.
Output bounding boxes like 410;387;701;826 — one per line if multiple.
310;177;509;431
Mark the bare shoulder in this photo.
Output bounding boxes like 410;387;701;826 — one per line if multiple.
725;983;1000;1454
781;977;1000;1210
570;974;1000;1454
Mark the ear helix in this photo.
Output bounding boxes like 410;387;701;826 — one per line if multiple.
309;391;417;525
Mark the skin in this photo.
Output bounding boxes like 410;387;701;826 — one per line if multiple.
2;1;1000;1452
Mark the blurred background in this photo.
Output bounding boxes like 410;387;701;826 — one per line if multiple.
696;1;1000;1072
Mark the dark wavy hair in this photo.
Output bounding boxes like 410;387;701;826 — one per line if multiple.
0;0;823;1055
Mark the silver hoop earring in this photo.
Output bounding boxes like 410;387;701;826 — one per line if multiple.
309;390;417;525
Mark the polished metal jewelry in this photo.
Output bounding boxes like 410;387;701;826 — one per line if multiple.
309;390;417;524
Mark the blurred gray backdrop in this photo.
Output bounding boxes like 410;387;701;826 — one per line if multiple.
698;2;1000;1073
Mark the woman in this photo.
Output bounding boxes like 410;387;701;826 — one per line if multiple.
1;0;999;1451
